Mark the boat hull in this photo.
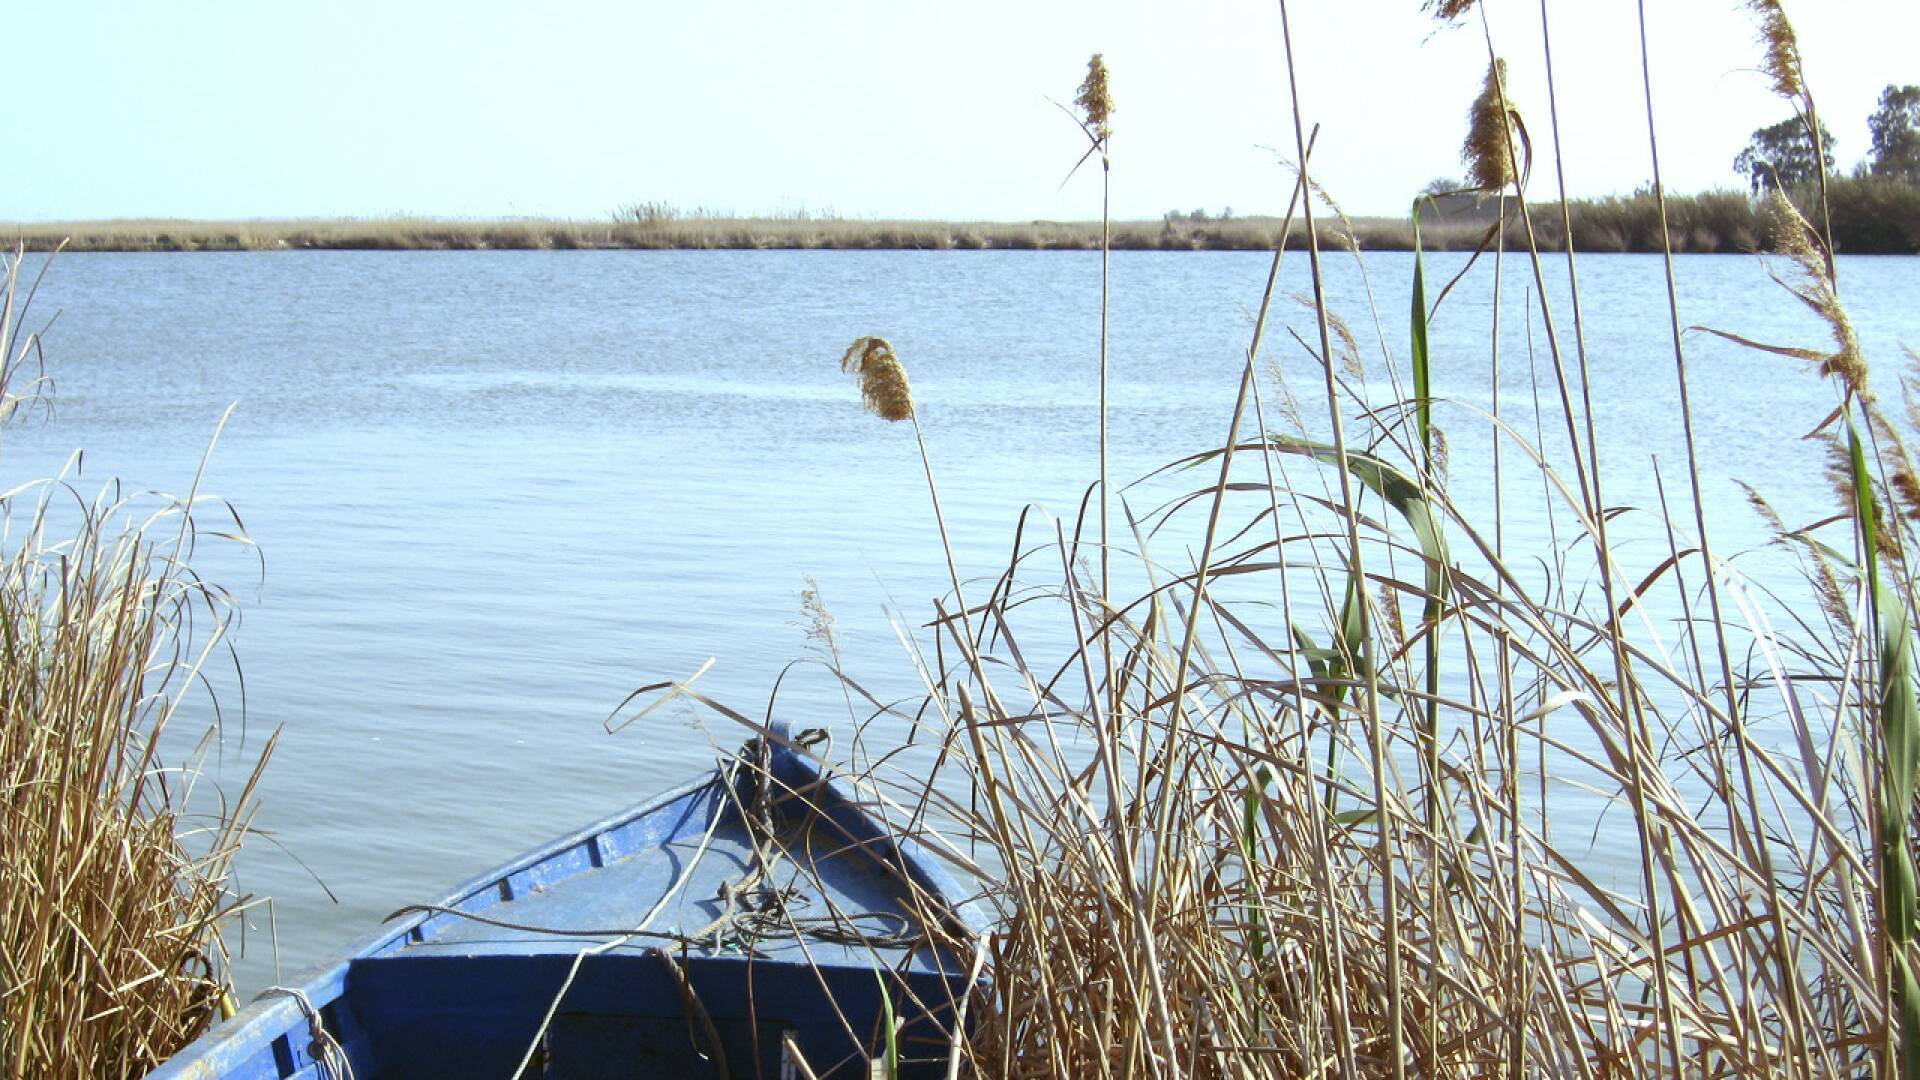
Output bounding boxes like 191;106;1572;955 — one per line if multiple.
148;731;979;1079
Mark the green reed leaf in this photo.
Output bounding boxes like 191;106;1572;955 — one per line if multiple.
1850;418;1920;1078
875;971;900;1080
1411;197;1434;468
1266;436;1449;608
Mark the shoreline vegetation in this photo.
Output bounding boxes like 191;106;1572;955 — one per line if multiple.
9;178;1919;254
0;247;264;1074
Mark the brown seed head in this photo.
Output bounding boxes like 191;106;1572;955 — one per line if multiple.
799;575;842;660
1893;468;1920;524
1764;192;1864;396
1744;479;1851;630
1464;59;1520;191
1425;0;1478;21
1821;432;1856;521
1326;307;1364;380
1741;480;1787;539
1263;356;1305;434
1290;294;1364;378
1076;54;1114;143
1904;347;1920;433
1746;0;1806;103
1378;584;1406;651
1868;411;1920;531
1308;176;1361;256
841;336;915;422
1820;429;1899;561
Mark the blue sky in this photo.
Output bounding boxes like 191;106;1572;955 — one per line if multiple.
7;1;1914;221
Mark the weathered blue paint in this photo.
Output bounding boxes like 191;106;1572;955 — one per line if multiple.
149;728;986;1079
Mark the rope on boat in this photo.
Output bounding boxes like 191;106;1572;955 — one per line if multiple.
480;730;914;1077
382;901;923;953
260;985;355;1080
650;946;731;1080
384;728;923;955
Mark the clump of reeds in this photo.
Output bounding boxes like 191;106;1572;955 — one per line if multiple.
753;3;1920;1077
0;249;266;1077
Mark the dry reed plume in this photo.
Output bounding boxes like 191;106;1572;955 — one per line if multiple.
1765;191;1865;391
1424;0;1478;22
1075;54;1114;145
1464;59;1521;192
842;336;915;422
1746;0;1808;104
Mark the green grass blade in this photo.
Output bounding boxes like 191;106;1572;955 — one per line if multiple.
875;972;900;1080
1297;620;1352;814
1850;418;1920;1079
1241;765;1273;965
1900;952;1920;1080
1263;438;1450;825
1408;196;1448;865
1411;197;1433;466
1266;436;1449;607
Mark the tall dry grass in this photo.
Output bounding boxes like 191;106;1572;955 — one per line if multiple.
718;3;1920;1077
0;248;268;1078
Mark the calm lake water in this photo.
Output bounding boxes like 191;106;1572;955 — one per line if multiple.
8;248;1917;991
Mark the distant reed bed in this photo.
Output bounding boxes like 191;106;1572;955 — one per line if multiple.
1534;177;1920;254
0;214;1488;253
19;193;1917;255
0;249;264;1076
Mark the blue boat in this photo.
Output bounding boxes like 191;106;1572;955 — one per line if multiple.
149;727;984;1079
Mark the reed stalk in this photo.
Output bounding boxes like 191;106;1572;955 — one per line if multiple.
1277;3;1404;1074
1071;55;1118;725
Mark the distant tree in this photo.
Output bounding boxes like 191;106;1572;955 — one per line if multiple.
1162;206;1234;225
1420;177;1465;197
1734;116;1836;193
1868;84;1920;184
